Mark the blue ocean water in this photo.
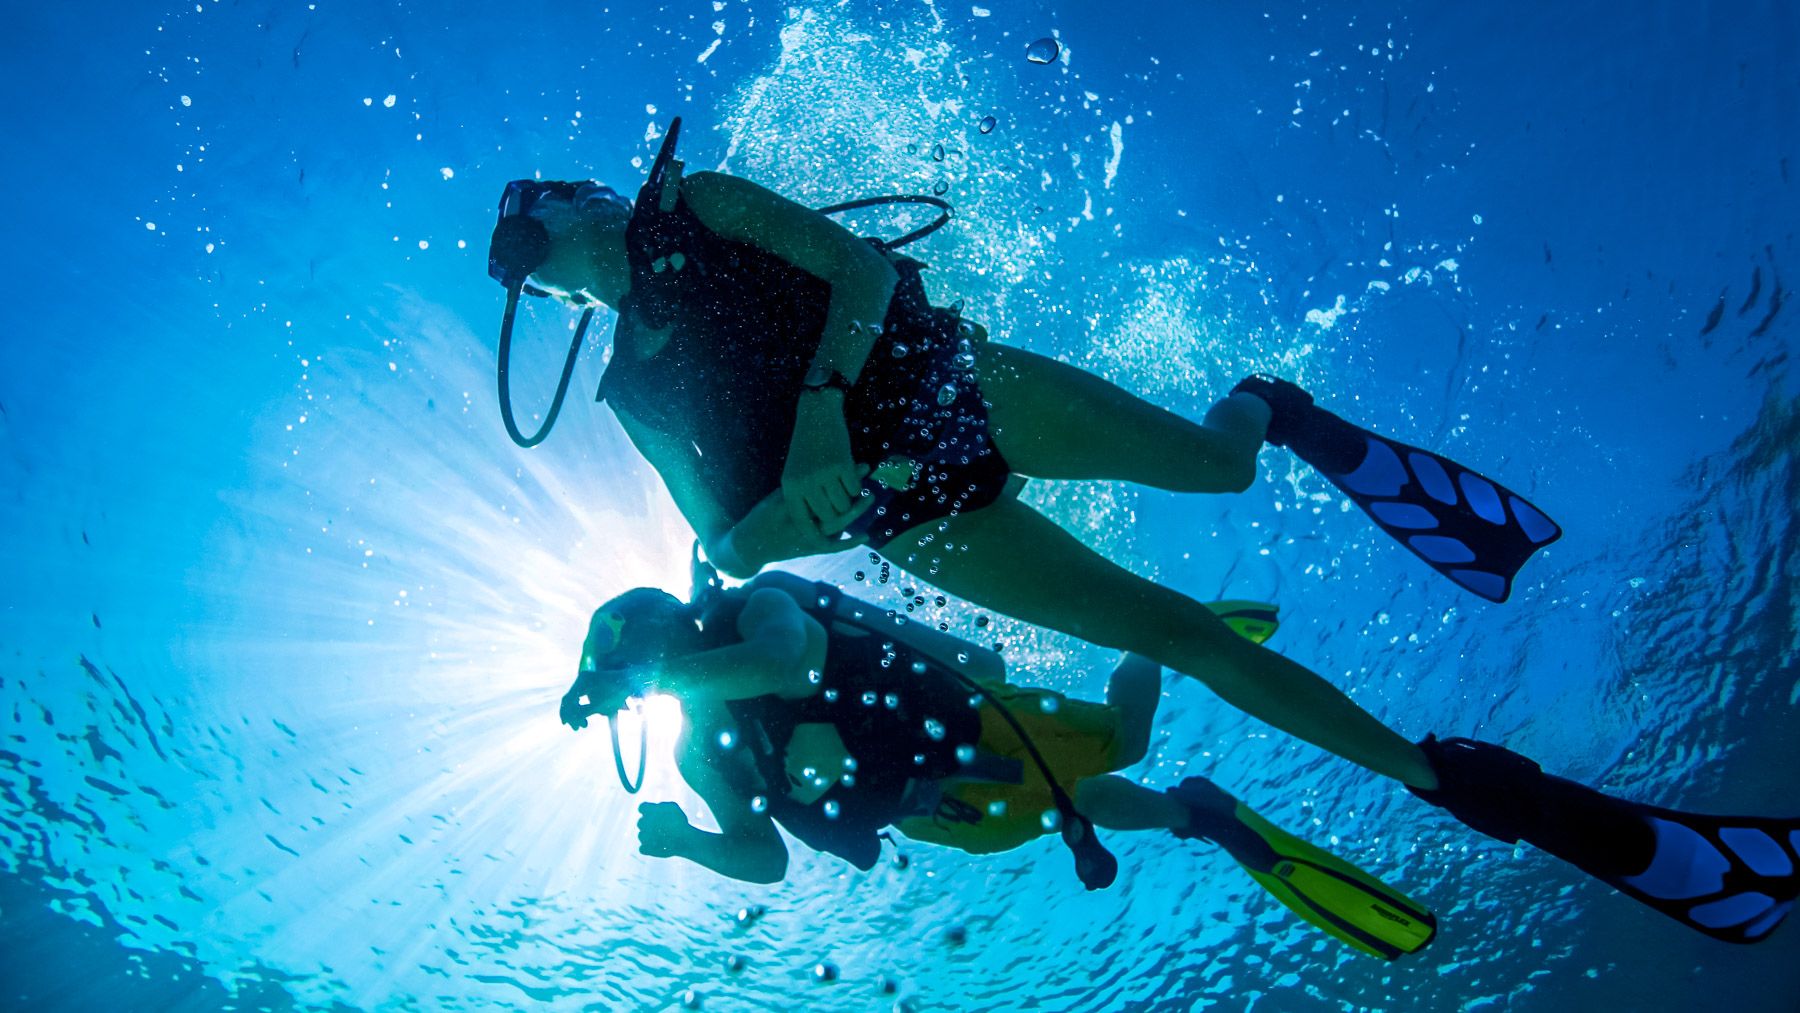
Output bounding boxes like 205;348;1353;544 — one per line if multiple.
2;0;1796;1009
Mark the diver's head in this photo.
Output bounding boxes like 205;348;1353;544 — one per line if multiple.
580;587;701;683
488;179;632;308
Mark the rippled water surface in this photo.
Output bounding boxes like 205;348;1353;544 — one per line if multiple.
3;1;1797;1010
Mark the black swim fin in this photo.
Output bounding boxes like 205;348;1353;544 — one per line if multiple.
1232;375;1561;602
1411;736;1799;944
1171;776;1438;960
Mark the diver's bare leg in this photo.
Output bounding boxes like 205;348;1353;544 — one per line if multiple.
888;498;1437;789
980;344;1269;491
1075;775;1188;831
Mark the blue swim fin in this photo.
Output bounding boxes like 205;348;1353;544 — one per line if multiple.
1412;736;1799;944
1233;376;1561;602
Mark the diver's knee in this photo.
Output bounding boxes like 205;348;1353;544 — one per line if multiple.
1105;654;1161;705
1218;456;1258;494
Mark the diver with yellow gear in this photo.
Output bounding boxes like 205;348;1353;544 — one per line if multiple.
560;562;1437;961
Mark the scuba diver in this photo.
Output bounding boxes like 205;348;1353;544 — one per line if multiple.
564;564;1799;947
498;119;1797;944
485;117;1556;792
562;563;1439;961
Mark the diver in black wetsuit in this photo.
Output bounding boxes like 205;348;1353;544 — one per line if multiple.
560;569;1439;961
488;120;1445;794
499;121;1798;945
562;566;1799;947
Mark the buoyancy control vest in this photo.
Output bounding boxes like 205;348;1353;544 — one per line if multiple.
701;574;988;870
597;118;969;524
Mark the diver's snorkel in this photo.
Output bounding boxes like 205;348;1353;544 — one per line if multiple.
607;707;648;794
488;114;960;451
559;667;650;794
488;179;598;448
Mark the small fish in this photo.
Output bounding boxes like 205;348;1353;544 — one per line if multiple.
1739;266;1762;315
1749;281;1783;338
1700;291;1726;335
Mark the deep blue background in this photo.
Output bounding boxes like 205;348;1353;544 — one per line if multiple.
3;1;1795;1010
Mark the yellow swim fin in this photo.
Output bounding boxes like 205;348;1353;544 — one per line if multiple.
1171;776;1437;960
1204;599;1280;645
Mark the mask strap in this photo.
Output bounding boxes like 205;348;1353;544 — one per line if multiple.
498;280;594;448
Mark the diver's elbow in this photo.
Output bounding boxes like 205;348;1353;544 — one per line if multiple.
744;842;788;884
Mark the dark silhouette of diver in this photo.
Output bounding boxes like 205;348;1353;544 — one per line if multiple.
497;120;1796;944
561;563;1796;946
564;566;1436;960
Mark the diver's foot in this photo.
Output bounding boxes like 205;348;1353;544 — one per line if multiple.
1228;374;1364;472
1411;735;1800;944
1166;776;1250;844
1230;374;1318;449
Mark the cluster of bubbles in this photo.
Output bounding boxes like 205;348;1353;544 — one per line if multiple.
670;903;949;1010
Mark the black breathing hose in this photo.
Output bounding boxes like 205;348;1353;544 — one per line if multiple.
497;281;594;448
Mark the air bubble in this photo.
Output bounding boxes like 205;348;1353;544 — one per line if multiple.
931;142;946;161
978;114;996;134
924;718;946;740
1026;37;1061;64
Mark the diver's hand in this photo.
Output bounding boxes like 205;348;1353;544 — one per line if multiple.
736;481;871;566
637;801;692;859
560;678;609;731
560;687;590;730
782;391;862;535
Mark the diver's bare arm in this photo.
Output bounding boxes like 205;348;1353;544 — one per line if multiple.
665;720;789;883
681;171;898;382
613;405;735;544
652;589;817;701
721;487;870;574
615;406;857;575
